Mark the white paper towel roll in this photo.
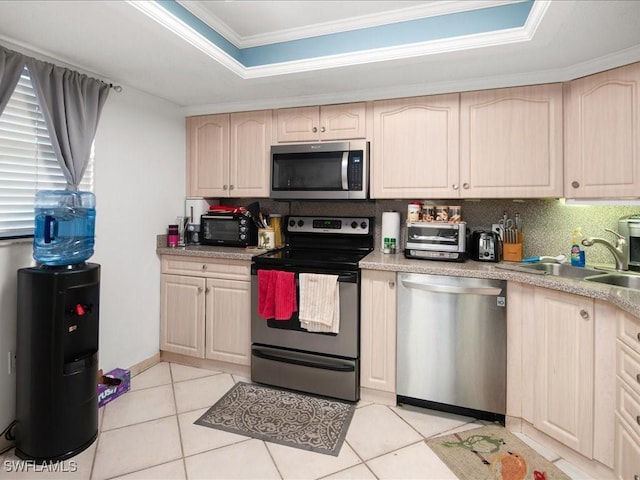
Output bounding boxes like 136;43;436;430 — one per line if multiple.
381;211;401;253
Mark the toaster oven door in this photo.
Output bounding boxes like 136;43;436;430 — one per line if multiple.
405;223;466;252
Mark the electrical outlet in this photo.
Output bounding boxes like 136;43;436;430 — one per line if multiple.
492;223;504;241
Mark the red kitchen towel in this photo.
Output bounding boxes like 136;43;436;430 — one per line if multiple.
257;270;297;320
275;271;297;320
257;270;276;319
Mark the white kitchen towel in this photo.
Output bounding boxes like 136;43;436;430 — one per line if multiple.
298;273;340;334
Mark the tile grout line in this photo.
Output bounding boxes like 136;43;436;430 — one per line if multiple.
168;363;190;480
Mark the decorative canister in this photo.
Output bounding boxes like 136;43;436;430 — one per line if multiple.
422;204;435;222
435;206;449;222
407;202;421;223
448;206;461;223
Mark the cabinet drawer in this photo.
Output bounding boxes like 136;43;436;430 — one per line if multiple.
615;414;640;480
162;256;250;280
619;311;640;354
617;376;640;439
618;340;640;398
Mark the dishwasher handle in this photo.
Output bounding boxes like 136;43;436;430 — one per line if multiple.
400;279;502;296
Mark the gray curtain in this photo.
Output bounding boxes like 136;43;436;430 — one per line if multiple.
26;58;110;191
0;46;26;116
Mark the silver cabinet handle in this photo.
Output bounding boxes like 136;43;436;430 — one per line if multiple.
636;373;640;384
634;475;640;480
223;184;228;190
579;309;589;319
229;184;234;190
388;281;395;288
312;126;318;133
202;264;207;271
452;184;459;190
572;181;580;188
637;331;640;342
463;183;470;189
197;286;203;294
205;287;210;294
321;126;326;132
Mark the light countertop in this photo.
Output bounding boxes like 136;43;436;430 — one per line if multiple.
156;244;640;319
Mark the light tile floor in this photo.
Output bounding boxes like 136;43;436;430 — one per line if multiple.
0;362;595;479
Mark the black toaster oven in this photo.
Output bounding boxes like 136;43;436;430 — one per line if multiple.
200;212;258;247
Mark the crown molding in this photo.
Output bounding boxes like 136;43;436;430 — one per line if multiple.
182;43;640;116
130;0;541;80
178;0;524;49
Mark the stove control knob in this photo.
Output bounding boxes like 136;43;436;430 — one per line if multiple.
297;220;304;227
351;221;358;229
289;219;296;227
360;221;367;230
240;233;247;240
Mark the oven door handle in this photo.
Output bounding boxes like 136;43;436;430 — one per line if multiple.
252;347;355;372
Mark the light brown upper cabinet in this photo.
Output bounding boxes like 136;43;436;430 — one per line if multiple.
187;110;272;197
276;103;366;143
564;62;640;198
371;94;460;198
460;84;564;198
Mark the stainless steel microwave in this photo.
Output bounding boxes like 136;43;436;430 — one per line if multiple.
200;212;258;247
270;141;369;200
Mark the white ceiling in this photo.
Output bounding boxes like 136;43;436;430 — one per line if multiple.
0;0;640;115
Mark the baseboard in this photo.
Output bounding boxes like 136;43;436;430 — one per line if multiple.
126;352;161;377
360;387;396;406
159;351;251;379
520;421;613;478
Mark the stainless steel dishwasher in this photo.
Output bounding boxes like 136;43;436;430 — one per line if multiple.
396;272;507;422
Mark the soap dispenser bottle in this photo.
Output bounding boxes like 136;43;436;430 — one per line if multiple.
570;228;586;267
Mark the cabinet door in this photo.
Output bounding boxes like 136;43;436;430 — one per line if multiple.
614;416;640;480
565;62;640;198
276;106;319;143
533;287;594;457
160;274;205;358
186;114;230;197
360;270;396;393
460;84;563;198
230;110;272;197
372;94;460;198
205;278;251;365
320;103;366;140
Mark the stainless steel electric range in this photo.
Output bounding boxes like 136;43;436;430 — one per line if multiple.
250;216;374;402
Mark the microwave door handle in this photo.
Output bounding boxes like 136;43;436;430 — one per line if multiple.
341;151;349;190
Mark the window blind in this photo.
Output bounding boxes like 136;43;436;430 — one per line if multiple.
0;67;94;239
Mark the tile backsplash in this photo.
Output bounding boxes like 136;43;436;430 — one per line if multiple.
224;198;639;266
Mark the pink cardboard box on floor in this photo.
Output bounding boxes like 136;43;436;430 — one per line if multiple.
97;368;130;407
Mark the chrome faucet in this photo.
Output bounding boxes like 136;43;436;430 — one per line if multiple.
581;229;628;271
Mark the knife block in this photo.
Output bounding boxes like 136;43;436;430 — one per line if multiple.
503;233;523;262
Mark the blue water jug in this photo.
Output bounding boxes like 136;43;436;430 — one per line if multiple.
33;190;96;266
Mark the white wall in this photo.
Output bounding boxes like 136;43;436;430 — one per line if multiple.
0;83;185;440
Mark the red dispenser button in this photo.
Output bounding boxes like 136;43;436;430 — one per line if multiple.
75;304;85;316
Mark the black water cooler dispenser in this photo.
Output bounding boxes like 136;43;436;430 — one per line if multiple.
15;263;100;461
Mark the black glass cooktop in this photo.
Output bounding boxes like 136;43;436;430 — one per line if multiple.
253;248;369;270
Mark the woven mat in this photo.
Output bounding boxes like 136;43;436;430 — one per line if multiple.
194;382;354;456
426;425;571;480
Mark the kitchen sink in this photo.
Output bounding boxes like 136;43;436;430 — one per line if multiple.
500;262;600;279
584;273;640;290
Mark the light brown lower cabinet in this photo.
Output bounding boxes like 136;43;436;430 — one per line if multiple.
160;255;251;366
508;282;616;470
360;269;397;393
615;309;640;479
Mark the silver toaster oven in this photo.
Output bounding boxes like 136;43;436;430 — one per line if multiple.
404;222;466;262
